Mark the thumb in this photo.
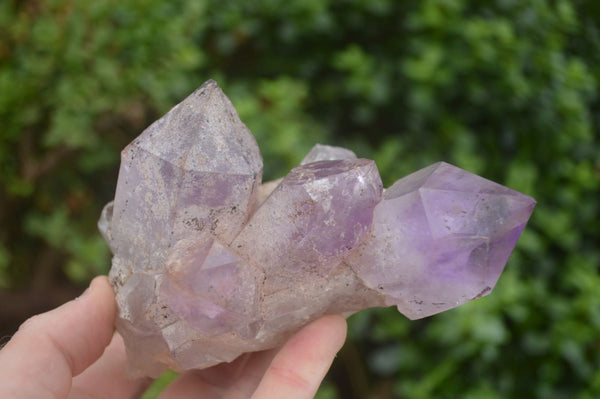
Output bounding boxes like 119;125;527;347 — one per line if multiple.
0;276;117;399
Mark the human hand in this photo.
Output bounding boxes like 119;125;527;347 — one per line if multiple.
0;276;347;399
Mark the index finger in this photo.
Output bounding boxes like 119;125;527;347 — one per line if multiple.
250;315;347;399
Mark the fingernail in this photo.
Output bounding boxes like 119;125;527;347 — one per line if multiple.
77;278;95;300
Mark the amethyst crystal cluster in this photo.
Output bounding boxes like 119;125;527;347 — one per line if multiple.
99;80;535;377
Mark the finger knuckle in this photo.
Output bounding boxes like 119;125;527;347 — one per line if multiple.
269;365;312;393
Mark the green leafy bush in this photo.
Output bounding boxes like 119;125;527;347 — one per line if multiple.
1;0;599;397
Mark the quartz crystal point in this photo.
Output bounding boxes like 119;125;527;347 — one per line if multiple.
300;144;357;164
100;80;536;377
232;158;383;293
345;162;536;319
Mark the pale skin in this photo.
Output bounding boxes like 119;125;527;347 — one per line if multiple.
0;276;347;399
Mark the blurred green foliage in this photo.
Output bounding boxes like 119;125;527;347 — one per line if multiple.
1;0;599;397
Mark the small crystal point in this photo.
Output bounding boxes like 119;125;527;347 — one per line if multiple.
159;235;262;336
300;144;357;165
97;201;114;251
254;144;358;210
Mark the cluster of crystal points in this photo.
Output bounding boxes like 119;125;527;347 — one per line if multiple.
99;80;536;377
